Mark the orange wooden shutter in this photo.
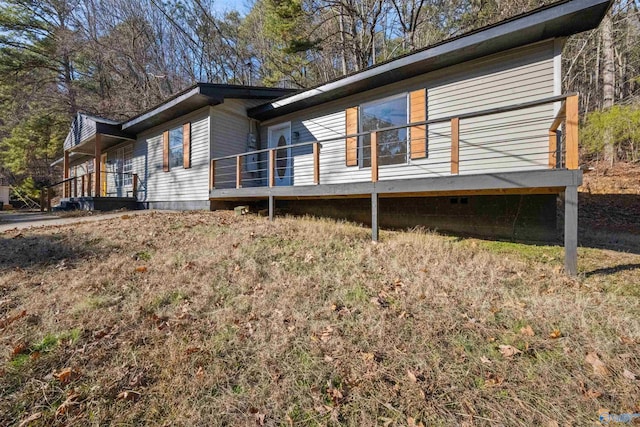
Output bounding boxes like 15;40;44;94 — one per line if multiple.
345;106;358;166
183;122;191;169
163;130;170;172
410;89;427;159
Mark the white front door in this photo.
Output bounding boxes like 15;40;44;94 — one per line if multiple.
268;123;292;186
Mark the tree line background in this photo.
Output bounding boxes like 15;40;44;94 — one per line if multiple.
0;0;638;194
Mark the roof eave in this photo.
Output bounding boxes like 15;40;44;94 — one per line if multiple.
248;0;612;120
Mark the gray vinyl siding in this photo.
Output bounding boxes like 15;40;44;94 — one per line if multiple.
259;40;557;185
64;115;97;150
132;107;210;203
211;99;260;189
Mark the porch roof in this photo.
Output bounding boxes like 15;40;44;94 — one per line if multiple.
248;0;613;121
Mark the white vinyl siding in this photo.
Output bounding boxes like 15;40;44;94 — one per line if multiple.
132;107;210;202
260;40;557;185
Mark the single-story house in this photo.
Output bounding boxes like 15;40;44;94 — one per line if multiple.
58;0;613;274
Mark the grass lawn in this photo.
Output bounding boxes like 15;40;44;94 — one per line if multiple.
0;211;638;426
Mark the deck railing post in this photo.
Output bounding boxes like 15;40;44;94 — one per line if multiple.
451;118;460;174
133;174;138;199
269;149;275;188
236;155;243;189
313;142;320;185
210;159;215;190
81;175;85;197
565;95;579;170
371;131;378;183
73;177;77;198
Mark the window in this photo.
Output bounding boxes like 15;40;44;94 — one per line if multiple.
169;126;183;168
116;145;133;186
360;95;408;167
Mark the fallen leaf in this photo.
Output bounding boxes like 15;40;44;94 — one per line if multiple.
55;390;80;417
53;367;77;384
619;335;635;345
583;388;602;399
480;356;492;365
30;351;40;361
407;370;417;383
549;329;562;339
499;345;522;358
622;369;637;381
121;214;131;219
185;347;200;355
18;412;42;427
407;417;425;427
135;266;147;273
0;310;27;329
11;342;27;357
484;373;504;387
195;366;204;379
585;352;609;376
520;325;535;337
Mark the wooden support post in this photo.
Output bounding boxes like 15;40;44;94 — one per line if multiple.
565;95;579;170
94;133;102;197
268;195;274;222
81;175;85;197
133;174;138;199
47;187;52;212
371;132;378;183
313;142;320;185
269;149;275;188
87;173;92;197
564;186;578;276
371;192;379;242
236;155;243;189
451;118;460;174
210;160;215;190
548;130;558;168
73;177;77;198
63;151;70;198
40;190;45;212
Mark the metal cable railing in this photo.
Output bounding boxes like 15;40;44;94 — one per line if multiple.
210;93;578;191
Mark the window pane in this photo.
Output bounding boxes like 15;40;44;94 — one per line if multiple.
169;127;183;168
360;96;407;167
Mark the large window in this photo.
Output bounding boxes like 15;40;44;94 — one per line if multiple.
169;126;183;168
360;95;408;167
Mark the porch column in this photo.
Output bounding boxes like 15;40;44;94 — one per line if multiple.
94;133;102;197
63;150;70;198
371;192;379;242
564;186;578;276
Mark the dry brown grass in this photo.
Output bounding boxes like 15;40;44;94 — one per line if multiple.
0;211;639;426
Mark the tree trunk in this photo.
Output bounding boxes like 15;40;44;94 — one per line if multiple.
601;11;615;166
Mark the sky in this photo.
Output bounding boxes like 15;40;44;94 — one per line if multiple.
211;0;251;15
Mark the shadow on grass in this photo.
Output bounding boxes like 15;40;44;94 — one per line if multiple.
0;233;102;269
584;263;640;278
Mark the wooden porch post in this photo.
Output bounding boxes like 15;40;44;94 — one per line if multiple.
94;133;102;197
63;151;70;197
73;176;77;198
81;175;85;197
269;149;275;188
87;173;93;197
451;118;460;174
236;155;243;189
565;95;579;170
564;186;578;276
133;174;138;199
371;132;378;183
210;159;216;190
313;142;320;185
